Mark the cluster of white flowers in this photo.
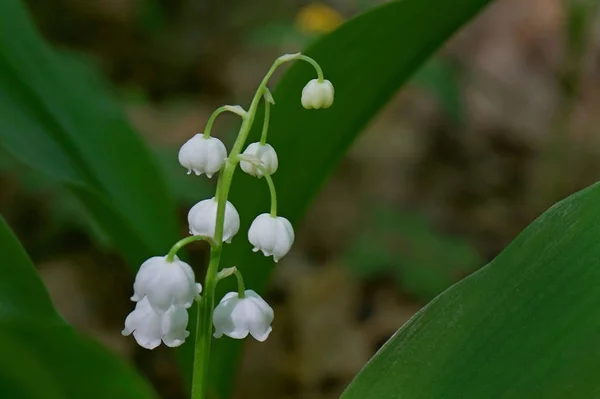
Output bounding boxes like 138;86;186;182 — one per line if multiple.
123;53;334;351
182;138;295;261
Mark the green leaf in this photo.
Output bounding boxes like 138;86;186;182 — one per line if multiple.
152;146;215;206
345;206;481;300
341;182;600;398
0;0;179;265
0;216;158;398
180;0;492;396
411;58;464;125
137;0;167;33
0;330;66;399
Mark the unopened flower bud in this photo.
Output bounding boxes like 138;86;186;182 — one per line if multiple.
240;143;279;177
248;213;294;262
178;134;227;177
213;290;274;342
301;79;334;109
188;198;240;243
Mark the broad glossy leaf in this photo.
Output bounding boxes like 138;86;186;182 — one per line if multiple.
0;330;66;399
178;0;492;396
0;216;158;398
0;0;179;265
341;182;600;398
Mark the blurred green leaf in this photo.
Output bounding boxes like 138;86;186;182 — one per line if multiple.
0;0;179;266
247;20;313;48
0;330;66;399
346;206;481;300
0;150;111;247
178;0;492;396
411;58;464;125
565;0;598;59
152;146;215;206
138;0;167;33
0;216;158;398
341;182;600;398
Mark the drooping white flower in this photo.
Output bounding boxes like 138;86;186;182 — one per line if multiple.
122;297;190;349
301;79;334;109
178;134;227;177
240;143;279;177
213;290;274;342
131;256;199;313
188;197;240;243
248;213;294;262
161;304;191;348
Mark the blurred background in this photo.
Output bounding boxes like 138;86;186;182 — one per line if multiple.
1;0;600;398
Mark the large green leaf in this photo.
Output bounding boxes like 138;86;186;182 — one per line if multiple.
0;0;179;266
0;216;158;398
341;182;600;398
176;0;492;396
0;330;66;399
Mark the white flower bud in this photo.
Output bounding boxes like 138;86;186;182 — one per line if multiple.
240;143;279;177
131;256;199;313
122;297;190;349
188;197;240;243
248;213;294;262
301;79;334;109
213;290;274;342
178;134;227;177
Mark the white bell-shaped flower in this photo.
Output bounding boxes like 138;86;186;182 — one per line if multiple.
248;213;294;262
122;297;190;349
240;143;278;177
178;134;227;177
188;197;240;243
213;290;274;342
161;304;191;348
301;79;334;109
131;256;199;313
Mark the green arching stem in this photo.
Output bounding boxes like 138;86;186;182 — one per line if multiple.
216;267;246;298
234;156;278;217
166;235;216;262
233;268;246;298
202;105;247;139
297;54;324;82
255;164;277;217
191;53;324;399
259;98;271;146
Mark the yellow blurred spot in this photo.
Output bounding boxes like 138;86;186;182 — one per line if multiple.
295;3;344;36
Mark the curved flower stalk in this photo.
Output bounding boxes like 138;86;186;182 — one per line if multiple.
121;53;333;399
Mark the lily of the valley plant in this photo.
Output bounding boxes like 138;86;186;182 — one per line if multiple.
122;53;334;399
